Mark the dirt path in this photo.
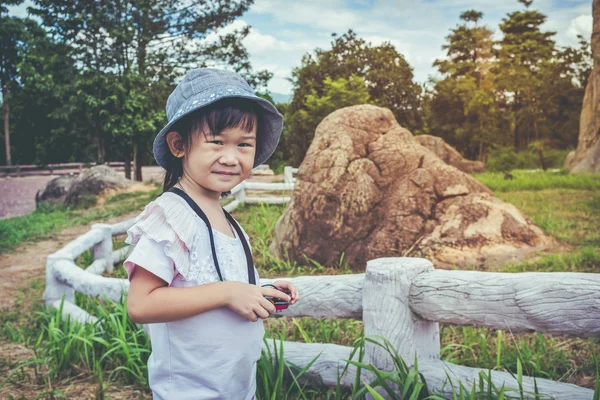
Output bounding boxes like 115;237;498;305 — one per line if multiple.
0;211;142;311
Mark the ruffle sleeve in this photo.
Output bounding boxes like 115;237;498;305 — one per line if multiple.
125;194;201;282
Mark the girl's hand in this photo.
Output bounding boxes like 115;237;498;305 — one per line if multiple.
272;280;299;305
224;281;291;322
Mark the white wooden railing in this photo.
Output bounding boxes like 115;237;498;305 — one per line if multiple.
43;176;598;399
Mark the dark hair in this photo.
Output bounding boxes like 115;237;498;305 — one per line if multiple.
162;98;260;193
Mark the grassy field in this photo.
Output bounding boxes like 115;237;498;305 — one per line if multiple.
0;170;599;399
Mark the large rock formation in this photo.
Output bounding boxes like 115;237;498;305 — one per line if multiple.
270;105;554;270
415;135;485;173
37;166;132;208
566;0;600;173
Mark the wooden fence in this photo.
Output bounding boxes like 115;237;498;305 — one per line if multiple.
42;177;598;399
0;161;127;178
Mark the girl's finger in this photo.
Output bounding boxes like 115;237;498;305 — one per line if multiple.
261;287;291;301
260;297;276;314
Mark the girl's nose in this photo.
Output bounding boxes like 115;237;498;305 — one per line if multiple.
219;148;239;166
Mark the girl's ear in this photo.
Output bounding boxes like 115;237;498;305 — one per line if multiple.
166;131;185;158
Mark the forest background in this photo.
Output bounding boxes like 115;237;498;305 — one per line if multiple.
0;0;593;177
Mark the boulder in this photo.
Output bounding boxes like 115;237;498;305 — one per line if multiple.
415;135;485;173
270;105;554;270
36;174;75;207
566;0;600;173
65;165;132;207
37;166;132;208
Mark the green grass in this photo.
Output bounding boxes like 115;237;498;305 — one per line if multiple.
474;170;600;192
1;170;599;397
494;189;600;247
6;300;592;399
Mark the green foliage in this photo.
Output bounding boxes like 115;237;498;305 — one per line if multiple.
277;30;422;167
426;9;503;161
426;0;589;165
279;75;370;167
493;0;581;152
0;14;49;165
485;146;570;172
2;0;271;169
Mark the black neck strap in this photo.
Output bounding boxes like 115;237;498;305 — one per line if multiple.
167;187;256;285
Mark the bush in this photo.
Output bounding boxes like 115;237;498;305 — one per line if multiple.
486;146;570;172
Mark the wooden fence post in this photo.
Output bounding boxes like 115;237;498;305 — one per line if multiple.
284;166;294;184
92;224;114;274
363;257;440;373
43;254;75;305
234;185;246;203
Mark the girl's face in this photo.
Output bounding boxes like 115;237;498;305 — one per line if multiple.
171;121;257;200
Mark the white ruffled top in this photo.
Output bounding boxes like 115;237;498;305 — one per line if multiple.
124;191;259;285
122;191;263;400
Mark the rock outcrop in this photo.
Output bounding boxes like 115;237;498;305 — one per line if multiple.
270;105;554;270
566;0;600;173
37;166;132;208
415;135;485;173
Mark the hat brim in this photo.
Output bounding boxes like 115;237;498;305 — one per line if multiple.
153;89;283;170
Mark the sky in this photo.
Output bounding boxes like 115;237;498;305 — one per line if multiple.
8;0;593;96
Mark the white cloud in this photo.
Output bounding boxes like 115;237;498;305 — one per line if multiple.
244;0;597;94
251;0;360;31
567;14;593;41
6;2;30;18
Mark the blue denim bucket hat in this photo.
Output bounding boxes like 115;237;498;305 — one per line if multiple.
153;68;284;169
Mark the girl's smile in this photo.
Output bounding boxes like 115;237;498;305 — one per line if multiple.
176;123;258;200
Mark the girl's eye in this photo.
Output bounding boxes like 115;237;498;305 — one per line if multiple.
210;140;223;145
239;143;253;148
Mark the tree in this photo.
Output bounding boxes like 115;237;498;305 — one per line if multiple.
428;10;502;160
9;22;81;165
282;30;421;167
494;0;556;150
30;0;270;180
0;5;34;165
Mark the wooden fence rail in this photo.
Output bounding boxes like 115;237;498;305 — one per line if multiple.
0;161;127;177
42;178;597;399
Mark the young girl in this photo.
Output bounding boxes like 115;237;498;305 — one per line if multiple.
123;68;299;400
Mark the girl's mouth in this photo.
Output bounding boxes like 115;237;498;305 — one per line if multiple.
213;171;239;176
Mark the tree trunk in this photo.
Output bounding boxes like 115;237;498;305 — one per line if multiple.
96;131;105;164
124;156;132;180
133;7;147;183
536;145;547;171
136;160;143;181
512;93;520;151
133;136;143;182
478;120;484;161
512;115;519;151
3;85;11;166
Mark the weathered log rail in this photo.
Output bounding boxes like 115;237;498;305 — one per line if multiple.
43;177;598;399
0;161;129;177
